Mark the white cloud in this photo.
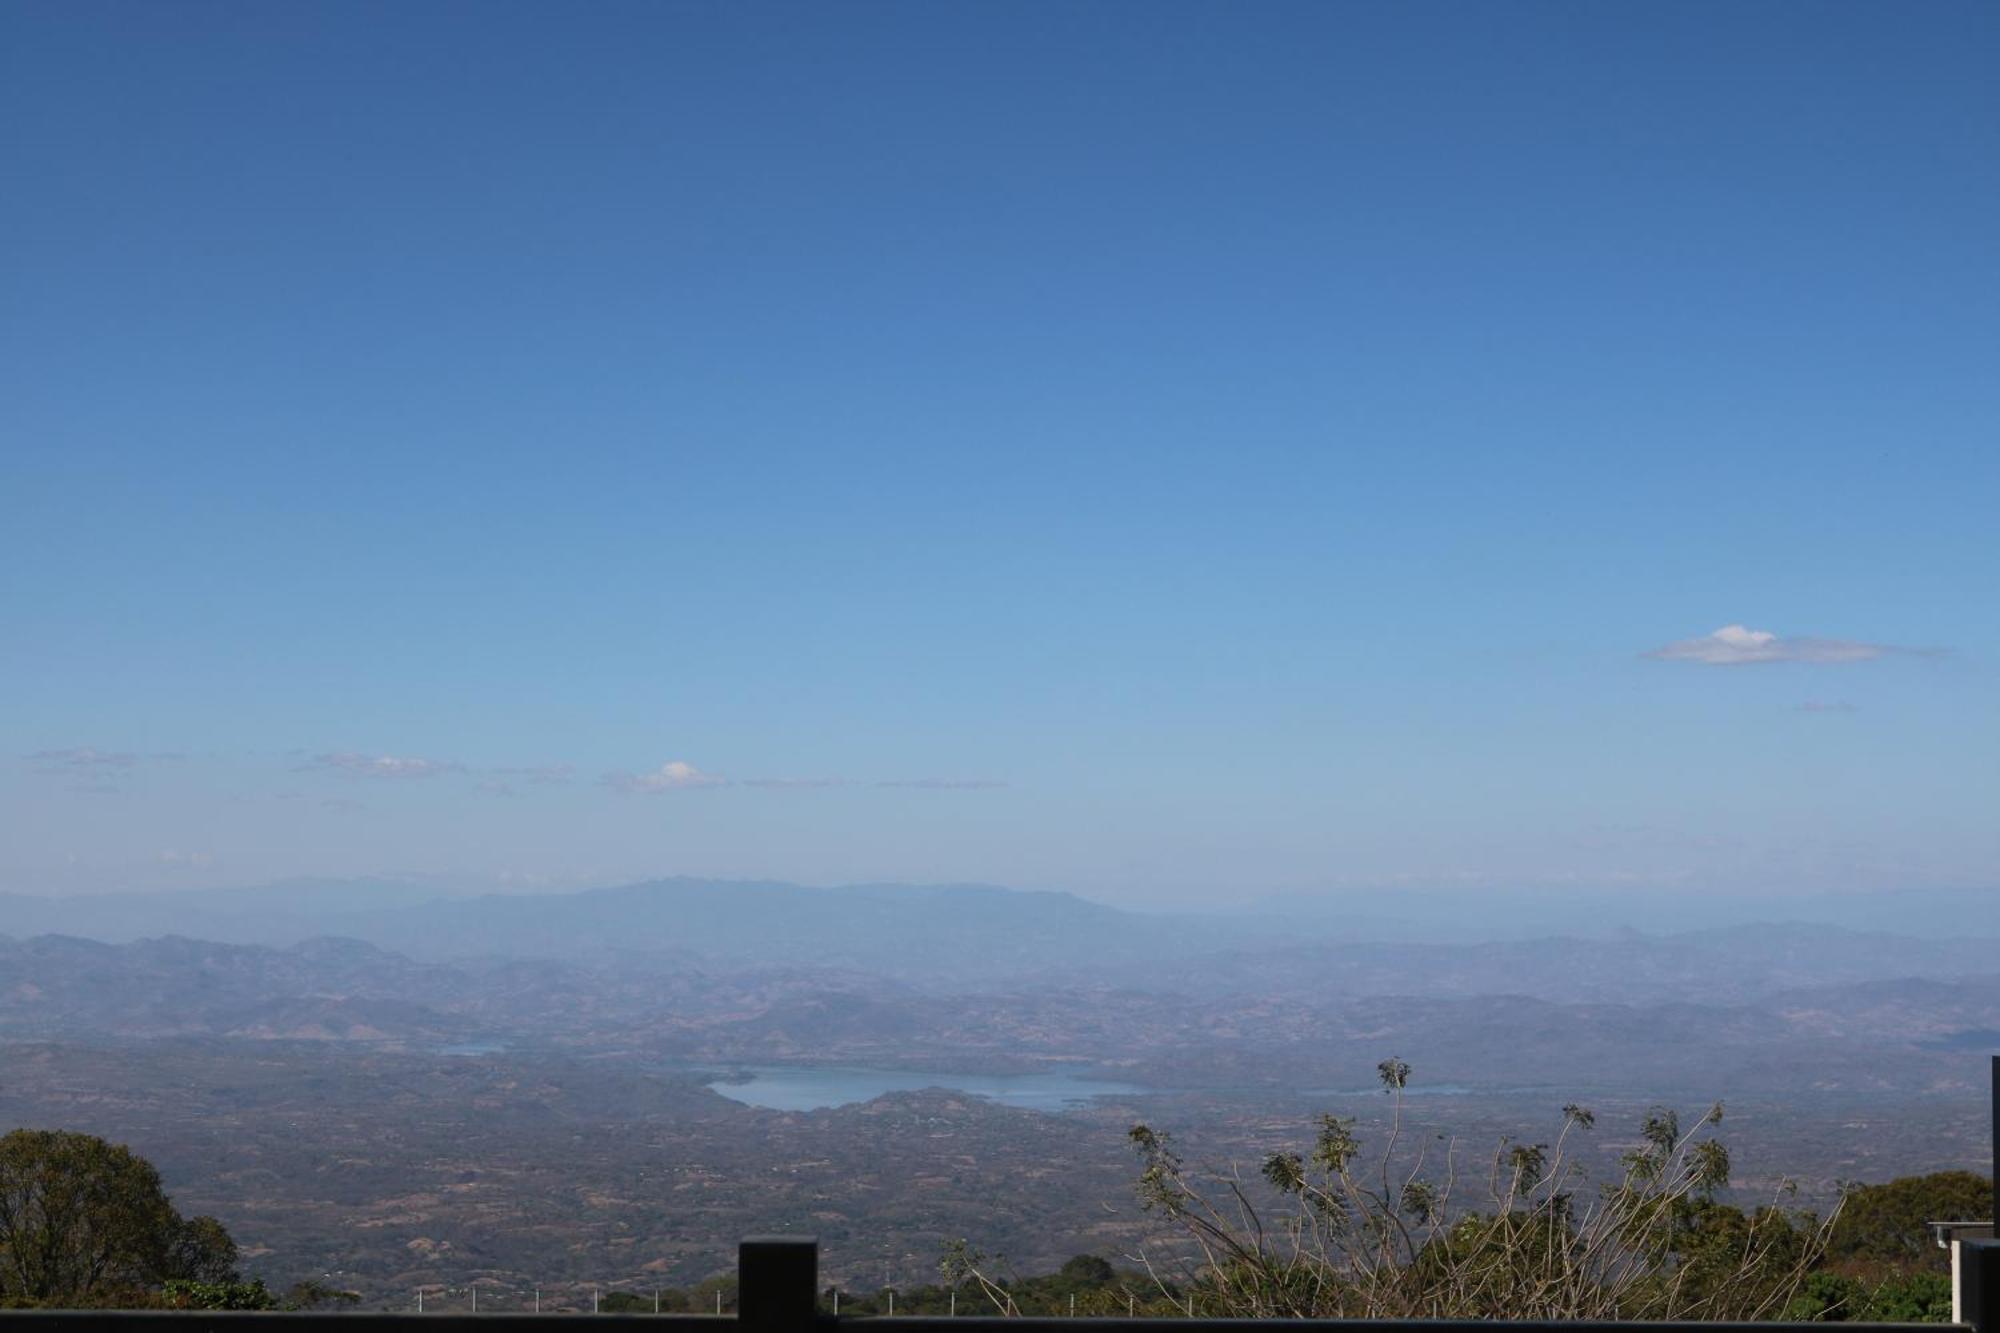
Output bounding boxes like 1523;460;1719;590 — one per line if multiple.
155;849;217;869
307;751;463;778
603;760;728;793
1646;624;1908;666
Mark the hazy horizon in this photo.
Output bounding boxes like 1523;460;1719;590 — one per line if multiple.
5;871;1997;948
17;868;1999;902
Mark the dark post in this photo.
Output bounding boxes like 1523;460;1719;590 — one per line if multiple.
741;1236;820;1333
1973;1055;2000;1333
1966;1239;2000;1333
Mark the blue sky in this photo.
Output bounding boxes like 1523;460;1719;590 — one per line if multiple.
3;1;1994;904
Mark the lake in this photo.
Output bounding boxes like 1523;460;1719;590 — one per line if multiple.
703;1064;1147;1113
437;1040;510;1056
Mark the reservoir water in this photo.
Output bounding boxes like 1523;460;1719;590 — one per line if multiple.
437;1040;510;1056
704;1064;1146;1113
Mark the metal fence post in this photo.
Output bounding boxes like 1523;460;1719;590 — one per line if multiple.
1962;1058;2000;1332
741;1236;820;1333
1965;1239;2000;1333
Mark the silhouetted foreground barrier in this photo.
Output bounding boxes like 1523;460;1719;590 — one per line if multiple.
0;1235;1996;1333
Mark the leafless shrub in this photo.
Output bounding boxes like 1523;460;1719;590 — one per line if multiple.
1126;1061;1833;1320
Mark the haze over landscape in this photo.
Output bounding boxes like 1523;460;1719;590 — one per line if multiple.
1;0;1995;1317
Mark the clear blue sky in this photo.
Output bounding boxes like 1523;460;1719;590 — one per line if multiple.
3;1;1994;904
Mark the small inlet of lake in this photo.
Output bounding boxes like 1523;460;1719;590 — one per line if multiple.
437;1040;510;1057
704;1065;1146;1113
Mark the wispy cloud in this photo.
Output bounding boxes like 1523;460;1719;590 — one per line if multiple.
25;747;151;794
1645;624;1920;666
876;778;1009;790
305;751;464;779
1797;699;1860;714
491;762;575;784
742;777;850;789
602;760;728;793
27;746;141;772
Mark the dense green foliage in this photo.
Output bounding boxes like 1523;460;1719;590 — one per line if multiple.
1785;1270;1954;1323
161;1279;278;1310
159;1277;361;1312
1774;1169;1993;1323
0;1129;240;1307
1826;1171;1992;1273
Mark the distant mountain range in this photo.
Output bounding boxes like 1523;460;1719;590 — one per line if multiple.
4;876;1997;983
6;880;1992;1304
3;917;1997;1097
1244;884;2000;942
0;877;1255;980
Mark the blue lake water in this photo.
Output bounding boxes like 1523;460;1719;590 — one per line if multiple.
1303;1083;1482;1097
434;1048;1517;1109
704;1065;1147;1113
438;1040;510;1056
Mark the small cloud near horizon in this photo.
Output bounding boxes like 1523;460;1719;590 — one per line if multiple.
305;752;464;779
27;747;151;794
27;747;141;771
1646;624;1921;666
603;760;728;793
876;778;1010;790
742;777;850;789
155;849;217;870
1797;700;1860;713
491;762;575;783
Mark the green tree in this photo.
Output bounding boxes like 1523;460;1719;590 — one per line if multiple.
1826;1171;1993;1274
164;1214;239;1285
1858;1271;1954;1322
1057;1254;1116;1287
0;1129;241;1306
1785;1269;1954;1323
277;1279;362;1311
162;1278;274;1310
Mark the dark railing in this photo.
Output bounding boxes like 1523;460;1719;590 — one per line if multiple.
4;1059;1995;1332
1;1236;1997;1333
